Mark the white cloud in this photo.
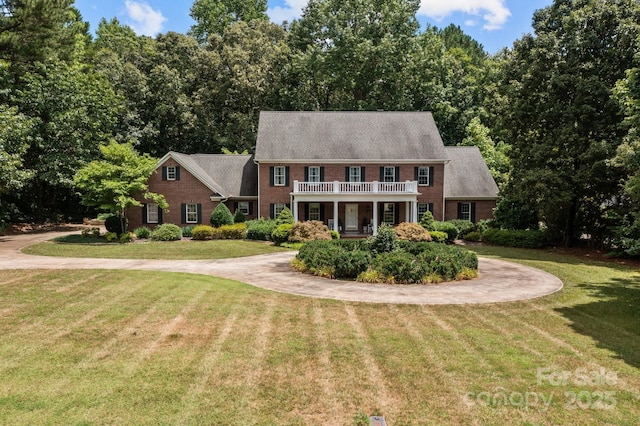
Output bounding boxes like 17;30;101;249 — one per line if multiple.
418;0;511;30
268;0;308;24
124;0;167;36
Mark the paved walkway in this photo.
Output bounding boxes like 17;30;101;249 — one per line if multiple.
0;231;563;305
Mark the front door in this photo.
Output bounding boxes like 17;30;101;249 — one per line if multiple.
345;204;358;231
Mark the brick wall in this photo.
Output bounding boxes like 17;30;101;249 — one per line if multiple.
444;200;496;222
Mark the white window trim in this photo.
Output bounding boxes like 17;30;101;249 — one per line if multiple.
383;203;395;224
384;166;395;183
308;166;321;183
460;202;471;221
274;166;286;186
238;201;250;215
349;166;361;183
186;203;198;224
147;203;159;224
417;166;429;186
166;166;177;181
309;203;321;221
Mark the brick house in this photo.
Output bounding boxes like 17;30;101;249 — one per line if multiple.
128;111;499;234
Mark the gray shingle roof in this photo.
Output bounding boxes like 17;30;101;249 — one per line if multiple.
254;111;449;161
444;147;499;199
167;152;257;197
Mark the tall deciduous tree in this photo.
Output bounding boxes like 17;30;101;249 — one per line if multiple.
189;0;268;42
499;0;640;245
74;140;167;225
461;117;510;189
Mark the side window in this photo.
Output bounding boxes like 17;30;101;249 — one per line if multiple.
185;203;198;224
147;203;159;223
417;167;429;185
237;202;250;215
274;166;286;186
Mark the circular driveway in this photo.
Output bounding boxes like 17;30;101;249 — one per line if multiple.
0;231;563;305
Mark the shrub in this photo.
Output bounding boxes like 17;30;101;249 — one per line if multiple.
191;225;216;240
150;223;182;241
419;211;435;230
476;219;496;234
233;209;247;223
356;269;386;283
133;226;151;239
181;225;195;238
272;223;293;245
373;251;427;284
463;231;482;242
330;230;340;240
432;221;458;243
396;222;432;242
105;215;128;235
369;223;398;254
276;207;295;225
104;232;118;242
289;220;332;243
81;227;101;238
447;219;475;238
119;232;133;243
482;228;548;249
246;218;277;241
334;250;371;278
219;223;247;239
429;231;447;243
210;203;234;227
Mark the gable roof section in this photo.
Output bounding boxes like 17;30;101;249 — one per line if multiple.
254;111;449;162
444;147;499;199
157;152;257;198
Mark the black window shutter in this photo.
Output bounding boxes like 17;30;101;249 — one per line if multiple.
269;167;274;186
428;203;434;213
414;167;419;181
158;208;163;224
233;202;238;212
181;204;186;223
395;203;400;224
395;166;400;181
270;204;275;219
361;167;365;182
304;167;309;181
457;203;463;220
162;167;167;181
175;166;180;181
320;204;325;221
304;204;309;221
249;202;254;215
286;203;290;209
429;166;434;187
285;167;290;186
471;203;476;223
142;204;148;224
345;167;350;182
379;167;385;181
320;167;325;182
197;204;202;224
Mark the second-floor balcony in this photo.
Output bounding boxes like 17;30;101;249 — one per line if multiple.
293;180;419;195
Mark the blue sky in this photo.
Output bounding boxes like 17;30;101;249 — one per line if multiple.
74;0;553;54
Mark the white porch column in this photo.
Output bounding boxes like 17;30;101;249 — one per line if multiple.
372;200;379;235
405;201;410;222
333;201;339;232
412;199;419;223
293;197;299;222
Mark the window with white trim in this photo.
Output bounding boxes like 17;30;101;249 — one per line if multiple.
349;166;361;182
147;203;159;223
166;166;177;181
186;203;198;224
383;203;395;224
417;167;429;185
274;203;287;218
309;203;321;221
273;166;286;186
460;202;471;221
383;166;395;182
308;166;321;183
237;202;249;215
418;203;430;221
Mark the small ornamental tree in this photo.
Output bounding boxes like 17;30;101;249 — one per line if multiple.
276;207;294;225
210;203;234;227
74;140;167;232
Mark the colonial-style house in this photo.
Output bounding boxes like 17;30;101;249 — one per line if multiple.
128;111;499;234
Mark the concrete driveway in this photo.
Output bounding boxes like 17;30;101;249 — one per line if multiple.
0;231;563;305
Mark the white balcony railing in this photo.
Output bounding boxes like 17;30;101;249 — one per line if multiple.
293;180;419;194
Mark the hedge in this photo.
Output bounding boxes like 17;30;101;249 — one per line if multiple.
246;218;277;241
481;228;548;249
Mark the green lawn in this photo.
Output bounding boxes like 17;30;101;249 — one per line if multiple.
21;236;289;259
0;247;638;424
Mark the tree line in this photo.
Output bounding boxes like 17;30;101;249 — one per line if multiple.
1;0;639;251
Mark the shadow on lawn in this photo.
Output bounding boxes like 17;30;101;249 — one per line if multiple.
555;275;640;369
